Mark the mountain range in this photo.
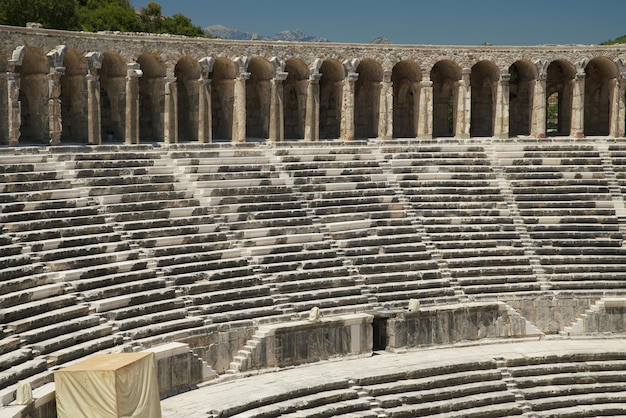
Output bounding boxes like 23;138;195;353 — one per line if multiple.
204;25;329;42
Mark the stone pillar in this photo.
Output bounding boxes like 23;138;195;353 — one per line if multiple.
7;69;21;146
617;73;626;138
531;69;547;138
495;71;510;138
198;57;214;143
7;46;25;146
340;72;358;140
125;62;142;144
456;68;471;138
609;77;620;137
417;76;433;139
571;71;585;138
232;71;249;143
85;52;103;145
304;73;321;141
377;69;393;140
47;67;65;145
269;73;287;142
163;76;178;144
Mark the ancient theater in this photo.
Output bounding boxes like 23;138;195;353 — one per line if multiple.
2;24;626;417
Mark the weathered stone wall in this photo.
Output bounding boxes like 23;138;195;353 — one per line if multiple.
386;302;542;350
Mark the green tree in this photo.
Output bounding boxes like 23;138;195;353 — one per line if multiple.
138;1;205;37
602;34;626;45
76;0;141;32
0;0;79;30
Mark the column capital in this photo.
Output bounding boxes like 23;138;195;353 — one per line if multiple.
309;73;322;83
86;74;99;82
85;51;103;75
49;66;66;77
165;76;177;84
127;62;142;78
238;72;251;81
420;80;433;88
500;73;511;83
274;71;288;82
346;72;358;82
576;72;586;80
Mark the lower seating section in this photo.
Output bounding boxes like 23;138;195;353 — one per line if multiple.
506;352;626;416
5;140;626;405
175;341;626;418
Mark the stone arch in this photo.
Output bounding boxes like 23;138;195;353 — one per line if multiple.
60;49;88;142
100;51;126;142
431;60;461;138
319;59;344;139
211;58;236;141
355;58;383;139
546;59;575;136
392;60;422;138
137;53;165;142
18;46;48;143
584;57;618;136
284;58;308;140
175;56;201;141
470;60;499;137
0;52;7;144
246;57;273;140
509;60;537;137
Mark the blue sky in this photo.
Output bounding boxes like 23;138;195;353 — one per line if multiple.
133;1;626;46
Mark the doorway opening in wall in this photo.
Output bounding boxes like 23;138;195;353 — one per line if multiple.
372;317;388;351
547;92;559;135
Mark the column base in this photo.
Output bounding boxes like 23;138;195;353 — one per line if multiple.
456;134;470;139
418;134;433;140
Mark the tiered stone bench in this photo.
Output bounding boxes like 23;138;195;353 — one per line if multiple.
384;143;540;298
499;143;626;293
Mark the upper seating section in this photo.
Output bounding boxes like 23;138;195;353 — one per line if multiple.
497;143;626;293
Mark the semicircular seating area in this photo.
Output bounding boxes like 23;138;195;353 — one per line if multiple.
3;139;626;414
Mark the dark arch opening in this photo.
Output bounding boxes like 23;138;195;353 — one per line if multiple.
355;59;383;139
137;53;165;142
246;57;273;140
431;60;461;138
99;51;126;142
60;49;88;143
319;59;343;140
509;60;536;137
18;46;48;143
470;60;499;137
211;58;236;141
392;61;421;138
175;56;201;141
584;57;618;136
284;58;308;140
546;60;575;136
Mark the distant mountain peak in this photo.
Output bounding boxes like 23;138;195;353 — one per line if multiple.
205;25;328;42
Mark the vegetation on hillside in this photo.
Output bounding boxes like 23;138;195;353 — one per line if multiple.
0;0;207;37
601;34;626;45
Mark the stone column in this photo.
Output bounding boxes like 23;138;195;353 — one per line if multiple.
495;71;510;138
304;73;321;141
125;62;142;144
47;67;64;146
85;52;103;145
7;69;21;146
163;76;178;144
7;46;25;146
340;72;358;140
377;69;393;140
198;57;214;143
417;76;433;139
455;68;471;138
609;77;620;137
571;71;585;138
269;70;288;142
531;70;547;138
232;71;249;143
617;73;626;138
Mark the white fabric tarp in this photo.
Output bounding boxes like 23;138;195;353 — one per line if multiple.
55;352;162;418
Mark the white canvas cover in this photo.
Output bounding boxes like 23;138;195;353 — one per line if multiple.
55;352;162;418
